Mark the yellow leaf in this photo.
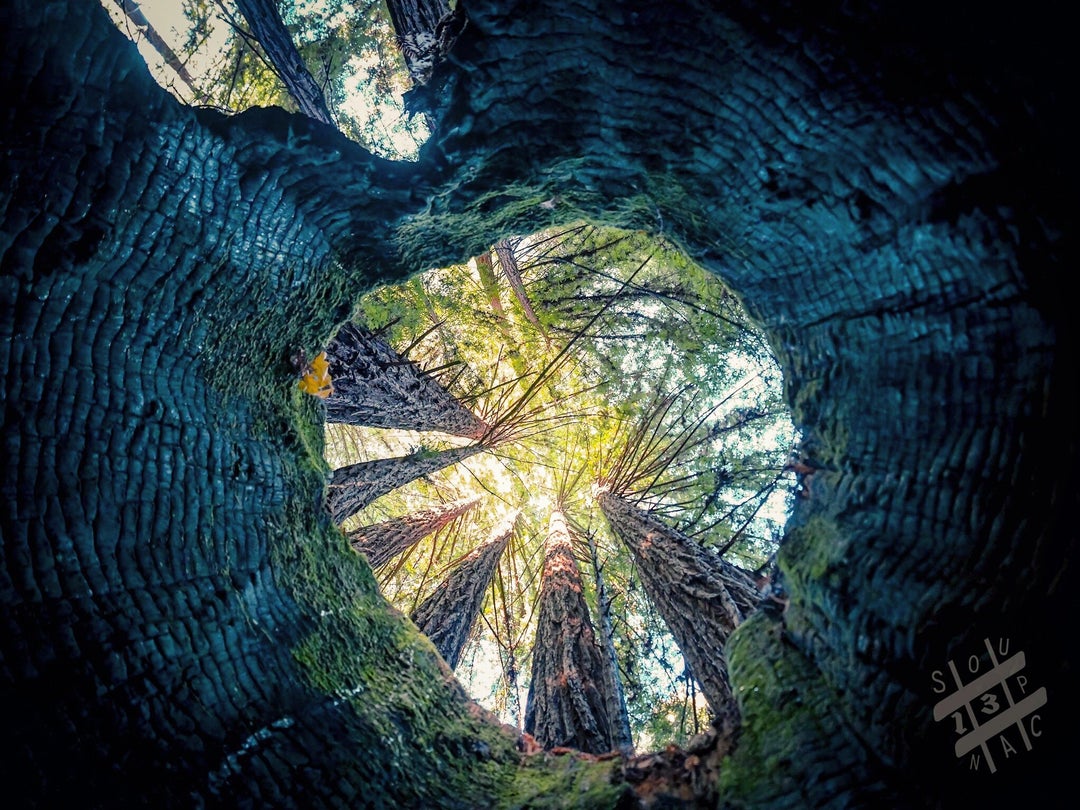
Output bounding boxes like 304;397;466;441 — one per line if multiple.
298;351;333;398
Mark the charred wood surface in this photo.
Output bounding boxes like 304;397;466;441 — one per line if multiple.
1;0;1075;806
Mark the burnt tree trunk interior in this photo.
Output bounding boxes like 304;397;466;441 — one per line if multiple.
1;0;1075;807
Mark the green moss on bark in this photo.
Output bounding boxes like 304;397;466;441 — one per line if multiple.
499;753;629;809
720;612;896;808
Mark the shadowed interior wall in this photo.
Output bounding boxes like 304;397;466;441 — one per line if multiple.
1;0;1075;808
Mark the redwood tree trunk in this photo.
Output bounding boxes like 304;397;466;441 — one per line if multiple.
494;238;548;341
112;0;199;97
590;538;634;752
327;444;483;523
325;322;488;438
523;510;613;754
233;0;334;125
384;0;461;87
598;491;752;720
411;514;516;669
349;496;480;569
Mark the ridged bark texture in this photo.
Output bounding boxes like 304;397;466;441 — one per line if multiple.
523;511;613;754
2;0;1076;806
326;444;482;523
349;495;480;569
599;491;756;719
0;2;519;807
325;322;488;438
411;515;515;669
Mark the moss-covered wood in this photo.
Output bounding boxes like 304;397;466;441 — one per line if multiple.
1;0;1076;807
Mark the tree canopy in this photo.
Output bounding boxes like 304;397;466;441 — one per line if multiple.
324;222;794;746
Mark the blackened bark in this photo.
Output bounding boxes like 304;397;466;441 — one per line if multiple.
3;0;1076;806
349;496;480;569
325;322;488;438
411;514;515;668
523;511;613;754
233;0;334;125
598;491;752;719
326;444;483;523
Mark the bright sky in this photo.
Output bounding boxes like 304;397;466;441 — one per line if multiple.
102;0;228;100
102;0;426;158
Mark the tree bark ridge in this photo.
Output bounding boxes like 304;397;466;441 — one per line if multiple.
411;513;516;668
349;495;481;569
523;510;614;754
599;491;759;720
233;0;334;125
327;444;483;523
325;322;489;438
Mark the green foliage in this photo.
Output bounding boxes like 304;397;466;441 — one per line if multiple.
332;225;795;749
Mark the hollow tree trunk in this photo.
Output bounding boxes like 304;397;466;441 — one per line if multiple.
349;495;480;569
326;444;482;524
523;510;613;754
411;513;516;669
325;321;488;438
2;0;1076;807
233;0;334;125
599;491;751;719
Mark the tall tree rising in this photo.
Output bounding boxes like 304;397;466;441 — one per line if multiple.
330;225;796;748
